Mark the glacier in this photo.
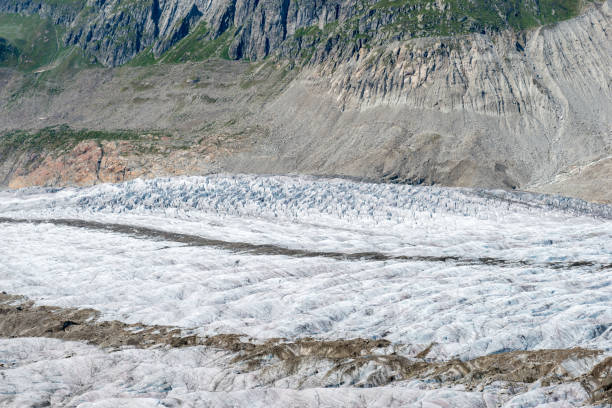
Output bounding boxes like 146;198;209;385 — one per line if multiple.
0;175;610;407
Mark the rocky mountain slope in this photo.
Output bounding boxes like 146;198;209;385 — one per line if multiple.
0;0;589;66
0;0;610;202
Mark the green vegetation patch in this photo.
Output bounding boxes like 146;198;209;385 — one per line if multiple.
126;46;157;66
0;13;66;71
0;125;145;153
368;0;588;35
0;12;98;73
128;21;236;66
294;25;323;39
0;37;20;66
159;22;235;64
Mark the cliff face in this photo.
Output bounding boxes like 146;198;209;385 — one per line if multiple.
0;0;83;24
0;0;332;66
0;0;591;66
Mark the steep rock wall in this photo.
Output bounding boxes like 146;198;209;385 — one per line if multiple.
0;0;593;66
224;1;611;192
0;0;84;24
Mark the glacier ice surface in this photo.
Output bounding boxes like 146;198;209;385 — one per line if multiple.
0;175;610;407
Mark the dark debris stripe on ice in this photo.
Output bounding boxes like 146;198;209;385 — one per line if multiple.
0;217;609;271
